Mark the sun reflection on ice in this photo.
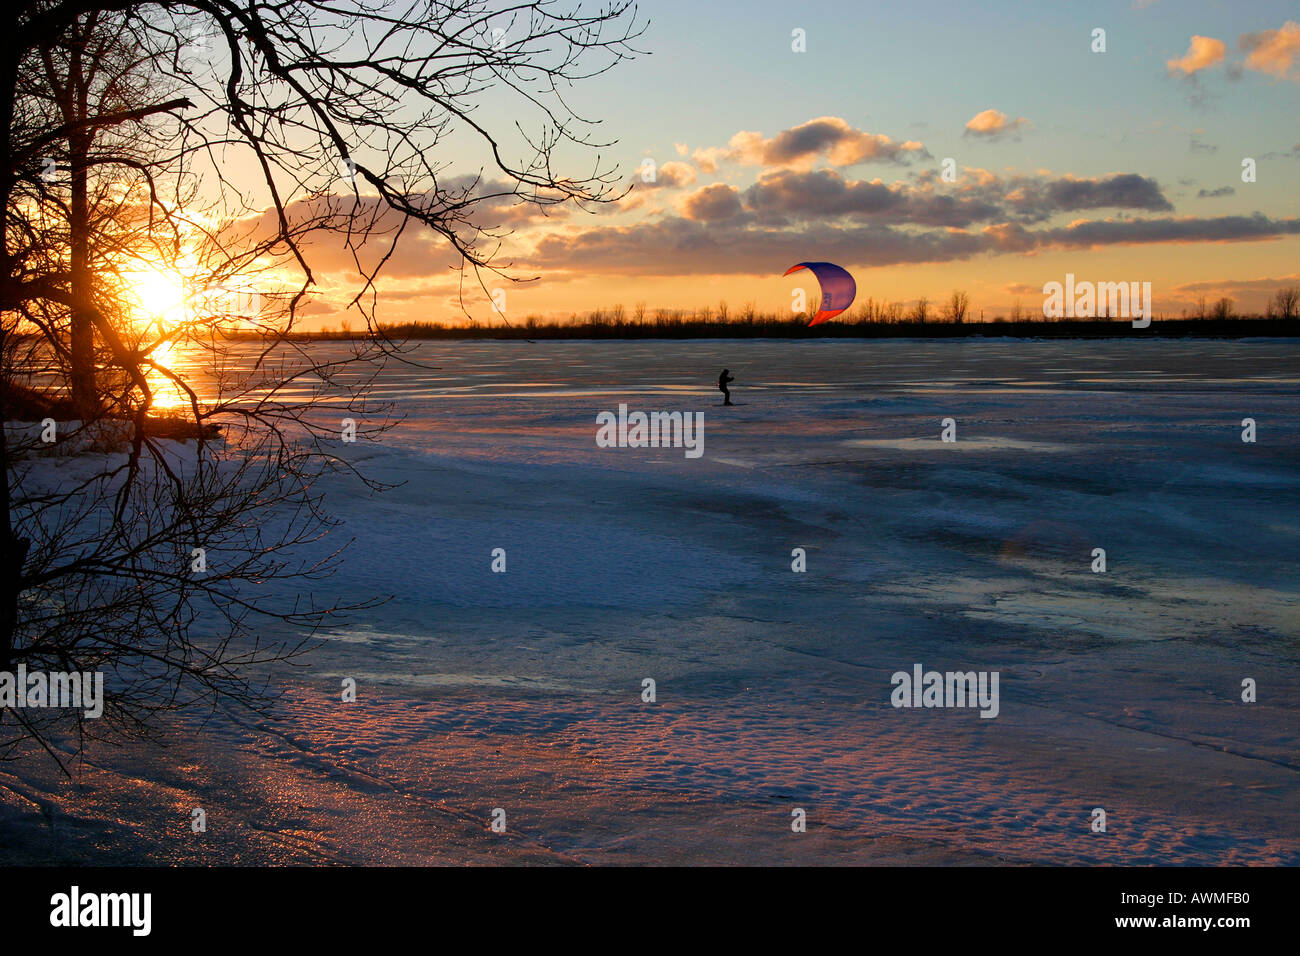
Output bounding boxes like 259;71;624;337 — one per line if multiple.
145;340;185;411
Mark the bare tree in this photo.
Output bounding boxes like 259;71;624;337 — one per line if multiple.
1210;297;1235;320
1;0;644;765
1271;286;1299;320
911;296;929;324
946;290;969;324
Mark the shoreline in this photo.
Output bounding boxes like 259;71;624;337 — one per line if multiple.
242;317;1300;342
6;318;1299;348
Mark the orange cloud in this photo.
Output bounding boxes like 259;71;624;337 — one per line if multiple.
964;109;1030;139
1166;35;1226;75
691;117;926;171
634;160;696;189
1240;21;1300;79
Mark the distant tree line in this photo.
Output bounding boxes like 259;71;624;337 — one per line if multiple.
295;284;1300;339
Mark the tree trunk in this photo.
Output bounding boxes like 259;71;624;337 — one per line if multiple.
66;26;99;420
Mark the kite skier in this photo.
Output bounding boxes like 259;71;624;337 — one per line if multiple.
718;368;735;406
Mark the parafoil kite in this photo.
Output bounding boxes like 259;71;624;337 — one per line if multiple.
784;261;856;326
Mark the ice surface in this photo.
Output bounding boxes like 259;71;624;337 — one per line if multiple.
2;338;1297;864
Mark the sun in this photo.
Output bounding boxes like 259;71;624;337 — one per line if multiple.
123;263;191;331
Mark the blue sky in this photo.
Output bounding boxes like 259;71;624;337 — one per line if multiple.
301;1;1300;324
603;0;1297;205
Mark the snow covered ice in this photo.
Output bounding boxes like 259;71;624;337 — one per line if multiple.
1;337;1297;865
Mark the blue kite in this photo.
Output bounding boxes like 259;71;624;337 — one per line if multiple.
784;261;857;325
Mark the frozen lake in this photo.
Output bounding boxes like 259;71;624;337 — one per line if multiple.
4;337;1298;864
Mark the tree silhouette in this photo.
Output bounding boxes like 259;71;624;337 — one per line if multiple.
1;0;643;767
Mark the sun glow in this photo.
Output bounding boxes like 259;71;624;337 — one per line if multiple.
118;256;270;411
124;264;191;330
119;263;192;411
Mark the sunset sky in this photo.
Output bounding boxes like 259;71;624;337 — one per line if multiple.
294;0;1300;327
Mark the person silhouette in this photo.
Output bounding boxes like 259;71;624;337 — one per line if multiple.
718;368;735;406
